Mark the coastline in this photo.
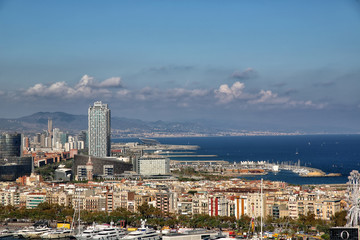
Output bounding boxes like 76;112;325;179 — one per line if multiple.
112;132;360;139
114;135;359;185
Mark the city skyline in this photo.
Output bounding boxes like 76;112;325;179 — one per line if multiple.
1;0;360;133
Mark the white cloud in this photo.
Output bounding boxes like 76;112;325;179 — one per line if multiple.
98;77;122;88
75;75;94;88
250;90;289;105
24;75;122;99
21;75;326;111
214;82;325;109
75;75;122;88
25;83;46;96
214;81;245;103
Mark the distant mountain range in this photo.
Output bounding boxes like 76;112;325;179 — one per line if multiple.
1;112;355;136
0;112;221;136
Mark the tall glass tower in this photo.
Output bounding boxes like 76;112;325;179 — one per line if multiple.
88;101;111;157
0;133;22;159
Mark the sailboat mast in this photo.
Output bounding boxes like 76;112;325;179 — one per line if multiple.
260;178;263;240
78;189;81;235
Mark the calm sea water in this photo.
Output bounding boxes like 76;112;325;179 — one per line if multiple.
113;135;360;185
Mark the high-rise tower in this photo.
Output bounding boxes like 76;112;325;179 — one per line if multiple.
47;118;53;148
0;133;22;159
88;101;111;157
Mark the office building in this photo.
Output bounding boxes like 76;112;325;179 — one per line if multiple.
73;154;132;180
0;133;22;159
137;155;170;175
0;133;32;181
88;101;111;157
78;130;88;148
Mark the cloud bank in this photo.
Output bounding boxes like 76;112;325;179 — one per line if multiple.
25;75;122;98
20;75;325;110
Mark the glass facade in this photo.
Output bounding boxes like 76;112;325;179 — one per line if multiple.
0;156;33;181
0;133;22;159
88;101;111;157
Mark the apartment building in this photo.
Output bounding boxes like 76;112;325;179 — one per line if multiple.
26;192;46;209
234;196;248;219
192;193;209;215
156;192;174;215
247;193;266;218
315;199;341;221
0;178;345;222
209;195;231;217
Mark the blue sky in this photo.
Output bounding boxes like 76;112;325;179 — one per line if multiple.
0;0;360;132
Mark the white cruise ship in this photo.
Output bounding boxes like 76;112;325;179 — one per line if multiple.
122;228;160;240
74;224;124;240
20;226;52;239
92;227;126;240
122;220;160;240
41;229;74;239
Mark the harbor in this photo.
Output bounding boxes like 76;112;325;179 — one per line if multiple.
0;224;230;240
170;159;342;178
112;138;344;184
116;140;343;179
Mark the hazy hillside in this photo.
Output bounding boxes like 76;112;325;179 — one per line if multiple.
0;112;218;135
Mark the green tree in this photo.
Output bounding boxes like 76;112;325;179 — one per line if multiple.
237;215;252;232
331;210;347;227
137;203;163;219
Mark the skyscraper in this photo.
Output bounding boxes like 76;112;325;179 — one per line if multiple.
0;133;22;159
88;101;111;157
47;118;53;148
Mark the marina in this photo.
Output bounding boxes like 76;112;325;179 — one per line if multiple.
171;159;341;178
129;135;355;184
0;226;230;240
115;139;343;180
0;225;159;240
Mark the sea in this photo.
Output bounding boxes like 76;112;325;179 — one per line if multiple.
113;134;360;185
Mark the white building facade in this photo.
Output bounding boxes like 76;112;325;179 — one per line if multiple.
137;155;170;175
88;101;111;157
